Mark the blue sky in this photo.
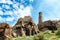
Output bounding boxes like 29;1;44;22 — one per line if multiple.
0;0;60;26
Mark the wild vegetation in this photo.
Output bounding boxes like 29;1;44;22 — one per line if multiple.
6;30;60;40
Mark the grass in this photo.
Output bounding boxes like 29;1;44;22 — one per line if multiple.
7;30;60;40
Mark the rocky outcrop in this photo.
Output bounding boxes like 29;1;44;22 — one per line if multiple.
40;20;60;31
13;16;39;37
43;20;57;31
0;23;11;40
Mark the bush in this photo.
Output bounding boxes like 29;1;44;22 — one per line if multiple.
34;33;43;40
56;30;60;38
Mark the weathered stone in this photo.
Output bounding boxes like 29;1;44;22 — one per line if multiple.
43;20;57;30
13;16;39;36
0;23;11;40
38;12;43;30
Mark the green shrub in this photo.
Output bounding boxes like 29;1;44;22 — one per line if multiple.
34;33;43;40
56;30;60;38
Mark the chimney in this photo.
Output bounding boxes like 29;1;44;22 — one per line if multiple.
38;12;42;30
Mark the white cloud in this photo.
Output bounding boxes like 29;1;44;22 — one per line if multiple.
20;5;24;9
0;7;2;10
6;0;13;4
2;4;11;9
12;3;33;18
0;11;3;15
30;0;34;2
18;5;32;18
44;0;58;4
13;4;19;10
6;17;14;21
0;17;5;22
0;0;13;4
0;0;6;3
4;11;13;15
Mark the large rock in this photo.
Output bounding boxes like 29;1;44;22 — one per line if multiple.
13;16;39;36
0;23;11;40
40;20;57;31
